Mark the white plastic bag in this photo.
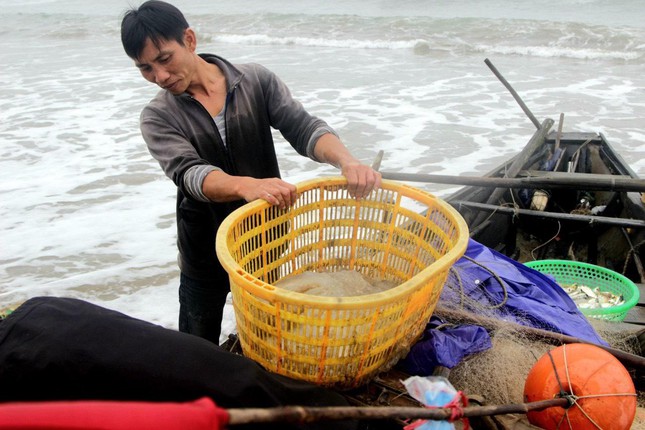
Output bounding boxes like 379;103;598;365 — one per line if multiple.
402;376;459;430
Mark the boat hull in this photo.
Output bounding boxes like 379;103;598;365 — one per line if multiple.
446;131;645;284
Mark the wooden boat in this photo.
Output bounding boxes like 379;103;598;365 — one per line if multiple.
445;127;645;283
438;60;645;291
380;60;645;329
437;123;645;326
380;120;645;328
381;122;645;283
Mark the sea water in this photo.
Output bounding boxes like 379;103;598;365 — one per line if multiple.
1;0;644;340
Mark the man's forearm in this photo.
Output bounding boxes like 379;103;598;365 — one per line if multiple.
312;133;362;170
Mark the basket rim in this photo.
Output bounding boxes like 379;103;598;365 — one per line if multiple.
215;176;470;307
524;259;640;315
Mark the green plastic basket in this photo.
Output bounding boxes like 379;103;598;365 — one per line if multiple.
524;259;639;321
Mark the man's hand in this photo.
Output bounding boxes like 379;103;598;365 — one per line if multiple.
312;133;382;199
341;161;382;199
242;177;298;209
202;171;297;209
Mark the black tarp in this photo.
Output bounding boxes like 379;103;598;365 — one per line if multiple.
0;296;357;430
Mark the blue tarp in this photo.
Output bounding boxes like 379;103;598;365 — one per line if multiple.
401;316;491;376
402;239;608;375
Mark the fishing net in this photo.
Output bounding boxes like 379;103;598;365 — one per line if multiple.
274;269;396;296
438;258;645;428
270;262;644;429
269;259;643;405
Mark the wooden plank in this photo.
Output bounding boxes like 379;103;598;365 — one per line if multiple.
623;305;645;325
624;283;644;325
545;131;602;142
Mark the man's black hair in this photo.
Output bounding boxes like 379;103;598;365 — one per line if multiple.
121;0;190;60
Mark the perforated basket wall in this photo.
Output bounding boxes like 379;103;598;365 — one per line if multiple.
216;177;469;389
524;259;639;321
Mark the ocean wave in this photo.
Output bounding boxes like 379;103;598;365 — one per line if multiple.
198;13;645;63
213;33;425;50
474;44;641;61
210;31;643;63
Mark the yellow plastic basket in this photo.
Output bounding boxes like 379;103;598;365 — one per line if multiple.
216;177;469;388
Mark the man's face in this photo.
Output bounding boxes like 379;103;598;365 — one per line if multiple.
134;30;196;95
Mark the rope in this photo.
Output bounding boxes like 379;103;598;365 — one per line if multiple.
576;393;638;400
562;345;573;395
545;349;569;401
621;231;645;281
403;391;470;430
530;220;561;260
471;200;520;232
448;257;510;311
462;256;509;309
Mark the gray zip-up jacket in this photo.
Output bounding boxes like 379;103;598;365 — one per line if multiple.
140;54;337;281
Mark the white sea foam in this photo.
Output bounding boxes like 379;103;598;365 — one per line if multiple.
475;44;641;61
214;34;428;51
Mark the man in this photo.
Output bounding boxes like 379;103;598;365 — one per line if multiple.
121;1;381;343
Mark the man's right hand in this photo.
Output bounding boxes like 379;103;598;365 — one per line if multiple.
203;171;297;210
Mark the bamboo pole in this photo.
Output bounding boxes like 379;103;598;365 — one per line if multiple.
484;58;541;129
227;398;568;425
552;113;566;171
371;150;384;171
379;171;645;192
448;200;645;229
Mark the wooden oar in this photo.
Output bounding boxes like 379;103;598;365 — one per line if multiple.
380;171;645;192
227;398;568;425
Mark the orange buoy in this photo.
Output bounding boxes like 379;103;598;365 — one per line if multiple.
523;343;636;430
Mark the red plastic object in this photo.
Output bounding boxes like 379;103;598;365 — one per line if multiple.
524;343;636;429
0;396;229;430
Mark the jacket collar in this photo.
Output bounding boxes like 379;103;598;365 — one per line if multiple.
198;53;244;93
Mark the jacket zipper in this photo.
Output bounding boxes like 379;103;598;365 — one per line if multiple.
190;89;238;175
222;86;237;175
